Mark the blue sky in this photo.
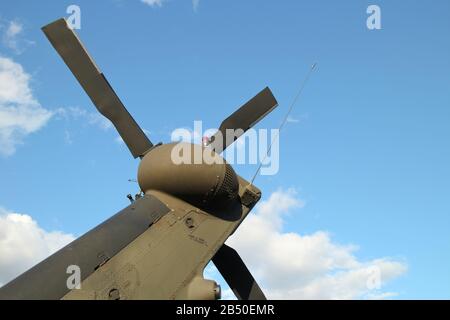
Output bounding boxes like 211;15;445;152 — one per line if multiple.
0;0;449;299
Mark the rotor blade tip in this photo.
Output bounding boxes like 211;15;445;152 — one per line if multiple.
41;18;67;31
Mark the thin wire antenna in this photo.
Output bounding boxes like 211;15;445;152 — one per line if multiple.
250;62;318;185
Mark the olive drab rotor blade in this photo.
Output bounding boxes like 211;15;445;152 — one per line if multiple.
208;87;278;154
0;195;170;300
42;18;153;158
212;244;266;300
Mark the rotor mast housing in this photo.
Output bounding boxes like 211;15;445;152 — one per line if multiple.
138;142;239;209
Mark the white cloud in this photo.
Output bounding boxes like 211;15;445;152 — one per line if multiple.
5;21;22;39
286;116;300;123
64;129;73;145
55;106;112;131
192;0;200;12
0;208;75;287
141;0;166;7
141;0;200;11
366;291;399;300
221;288;237;300
0;56;53;156
1;20;34;54
2;21;22;52
54;107;113;145
286;113;309;124
56;107;151;146
222;189;407;299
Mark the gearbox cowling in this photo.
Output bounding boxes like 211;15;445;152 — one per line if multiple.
138;142;239;209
